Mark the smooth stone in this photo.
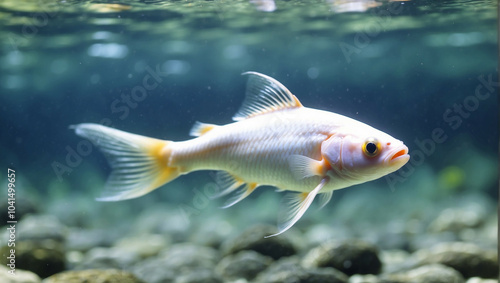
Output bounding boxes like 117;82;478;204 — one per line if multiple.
42;269;145;283
131;243;219;283
348;274;380;283
0;240;65;278
380;249;411;274
74;247;140;270
221;224;297;260
0;264;41;283
255;256;348;283
133;206;190;242
380;264;465;283
66;228;122;252
113;234;170;258
302;239;382;276
428;207;484;233
412;242;498;278
16;214;67;242
215;250;273;280
466;278;499;283
174;269;222;283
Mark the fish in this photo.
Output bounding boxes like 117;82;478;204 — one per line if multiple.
72;71;410;237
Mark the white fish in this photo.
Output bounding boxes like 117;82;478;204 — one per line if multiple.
72;72;409;237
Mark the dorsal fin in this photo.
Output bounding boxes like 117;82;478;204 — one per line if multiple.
233;72;303;121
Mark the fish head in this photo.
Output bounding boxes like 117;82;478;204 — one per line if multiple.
322;128;409;182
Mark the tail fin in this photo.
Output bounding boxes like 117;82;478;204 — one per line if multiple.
71;123;179;201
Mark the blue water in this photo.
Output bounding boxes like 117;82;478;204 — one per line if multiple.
1;0;497;230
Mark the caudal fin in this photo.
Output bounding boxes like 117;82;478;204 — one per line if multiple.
71;123;179;201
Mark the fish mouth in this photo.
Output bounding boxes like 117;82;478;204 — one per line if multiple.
386;146;410;167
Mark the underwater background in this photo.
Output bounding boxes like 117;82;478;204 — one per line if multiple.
0;0;498;282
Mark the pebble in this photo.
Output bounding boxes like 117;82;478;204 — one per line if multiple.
466;278;499;283
42;269;145;283
131;243;219;283
221;224;297;260
66;228;122;252
174;269;222;283
255;256;349;283
113;234;170;258
216;250;273;280
302;239;382;276
0;264;41;283
380;264;465;283
428;207;484;233
412;242;498;278
0;240;65;278
16;214;67;242
74;247;139;270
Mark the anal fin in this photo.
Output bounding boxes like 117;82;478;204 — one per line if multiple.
266;177;329;238
212;171;259;208
318;191;333;210
221;183;258;209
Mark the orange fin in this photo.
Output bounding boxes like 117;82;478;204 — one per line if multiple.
211;171;246;198
288;155;326;179
221;183;259;209
189;121;218;137
233;72;303;121
71;123;180;201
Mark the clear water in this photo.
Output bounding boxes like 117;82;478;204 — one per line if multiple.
0;0;497;243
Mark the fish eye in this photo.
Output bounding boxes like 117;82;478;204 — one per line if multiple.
362;137;381;157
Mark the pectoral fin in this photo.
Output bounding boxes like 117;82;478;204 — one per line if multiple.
288;155;326;180
266;177;329;238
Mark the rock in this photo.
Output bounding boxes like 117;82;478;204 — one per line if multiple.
113;234;170;258
255;256;348;283
0;240;65;278
189;218;234;248
379;249;410;274
16;214;67;242
302;239;382;276
174;269;222;283
221;224;297;260
0;264;41;283
66;228;122;252
409;231;458;251
303;224;352;249
349;274;380;283
380;264;465;283
216;250;273;280
131;243;219;283
74;247;139;270
134;206;190;242
466;278;499;283
428;207;484;233
412;242;498;278
42;269;145;283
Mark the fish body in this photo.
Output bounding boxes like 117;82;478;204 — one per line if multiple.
73;72;409;236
